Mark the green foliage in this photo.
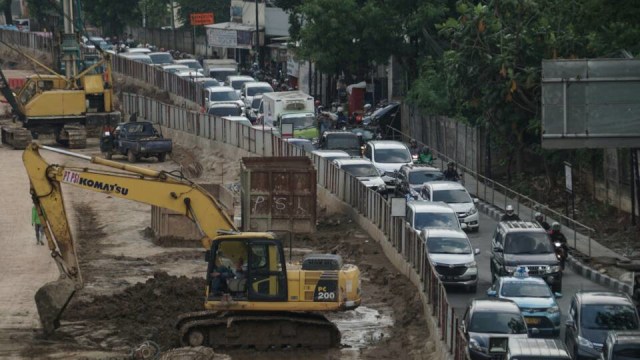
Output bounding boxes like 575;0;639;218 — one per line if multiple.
83;0;142;35
175;0;230;29
139;0;171;29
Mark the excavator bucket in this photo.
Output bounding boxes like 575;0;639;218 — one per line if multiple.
35;277;76;335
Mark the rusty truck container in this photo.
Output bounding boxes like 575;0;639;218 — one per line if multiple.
241;157;317;233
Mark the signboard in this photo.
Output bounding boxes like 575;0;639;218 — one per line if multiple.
190;13;214;26
208;29;237;47
565;162;572;193
391;197;407;217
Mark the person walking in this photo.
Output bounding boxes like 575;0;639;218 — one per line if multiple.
32;205;44;245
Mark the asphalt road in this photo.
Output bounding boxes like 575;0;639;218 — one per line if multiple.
446;212;609;339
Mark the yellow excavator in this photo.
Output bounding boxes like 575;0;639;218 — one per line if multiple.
24;143;361;349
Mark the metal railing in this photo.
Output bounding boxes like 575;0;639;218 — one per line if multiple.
385;125;596;256
122;92;469;360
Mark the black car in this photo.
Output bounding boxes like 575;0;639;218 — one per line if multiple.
600;330;640;360
565;292;639;360
462;298;529;360
490;221;563;292
394;164;445;197
318;131;363;157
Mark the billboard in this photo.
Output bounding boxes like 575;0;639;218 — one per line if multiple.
541;59;640;149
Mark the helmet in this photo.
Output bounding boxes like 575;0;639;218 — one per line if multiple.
551;222;561;231
364;103;372;110
337;106;343;112
315;100;321;106
447;161;455;168
410;139;417;145
317;105;324;112
534;212;543;221
505;205;514;215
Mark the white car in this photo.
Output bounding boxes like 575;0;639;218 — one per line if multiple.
124;47;151;54
119;53;153;64
207;103;243;117
204;86;245;113
420;181;479;232
208;67;237;82
192;77;221;88
148;52;174;65
405;201;462;232
174;70;205;80
225;75;255;96
363;140;412;188
173;59;204;74
424;228;479;292
241;81;274;108
222;116;252;127
311;150;351;162
161;64;189;74
333;158;386;192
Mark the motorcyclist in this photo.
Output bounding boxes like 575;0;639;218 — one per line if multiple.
443;162;460;181
336;106;348;129
408;139;420;156
500;205;521;221
418;146;433;165
549;222;568;268
534;212;550;231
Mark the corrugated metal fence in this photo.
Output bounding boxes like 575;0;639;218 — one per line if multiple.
122;92;469;360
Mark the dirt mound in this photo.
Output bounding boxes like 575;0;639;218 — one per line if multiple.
171;145;204;178
64;272;205;349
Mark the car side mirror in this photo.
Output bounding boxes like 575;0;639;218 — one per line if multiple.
486;289;497;297
241;95;245;99
460;223;468;230
493;246;503;253
565;319;575;329
554;292;563;299
473;198;479;204
377;168;385;176
474;248;481;255
204;250;211;262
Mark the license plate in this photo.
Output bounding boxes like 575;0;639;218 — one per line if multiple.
525;317;541;325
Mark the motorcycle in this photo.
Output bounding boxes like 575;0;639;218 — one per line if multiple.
553;241;568;270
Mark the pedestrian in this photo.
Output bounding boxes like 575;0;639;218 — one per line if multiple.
32;205;44;245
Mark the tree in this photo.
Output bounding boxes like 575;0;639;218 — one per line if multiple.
175;0;230;29
83;0;143;35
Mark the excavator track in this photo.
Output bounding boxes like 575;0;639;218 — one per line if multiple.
176;311;341;350
1;125;32;149
58;125;87;149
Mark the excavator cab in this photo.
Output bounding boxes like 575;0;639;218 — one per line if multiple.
206;237;288;302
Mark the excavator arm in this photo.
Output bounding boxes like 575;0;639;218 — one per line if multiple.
23;143;237;334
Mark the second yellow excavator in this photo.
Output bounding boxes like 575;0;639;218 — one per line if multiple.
24;144;361;349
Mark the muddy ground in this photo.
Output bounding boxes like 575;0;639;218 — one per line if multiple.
3;142;428;359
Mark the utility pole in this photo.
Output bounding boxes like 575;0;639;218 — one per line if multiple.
170;0;177;50
255;0;259;68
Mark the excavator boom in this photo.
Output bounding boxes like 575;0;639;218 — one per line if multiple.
23;144;237;333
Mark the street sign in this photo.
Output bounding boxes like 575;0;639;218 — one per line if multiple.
564;162;573;193
190;13;214;26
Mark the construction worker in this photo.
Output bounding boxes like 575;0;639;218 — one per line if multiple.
31;205;44;245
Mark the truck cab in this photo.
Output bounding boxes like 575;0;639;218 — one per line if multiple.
100;121;172;163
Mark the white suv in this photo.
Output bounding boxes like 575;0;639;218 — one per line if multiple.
204;86;245;114
333;158;386;192
424;228;479;292
241;81;274;108
363;140;412;189
405;201;463;232
420;181;479;232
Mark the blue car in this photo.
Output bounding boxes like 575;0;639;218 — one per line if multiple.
487;267;562;337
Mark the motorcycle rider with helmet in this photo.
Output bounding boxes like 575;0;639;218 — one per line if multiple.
409;139;420;156
500;205;521;221
534;212;550;231
549;222;568;269
443;161;460;181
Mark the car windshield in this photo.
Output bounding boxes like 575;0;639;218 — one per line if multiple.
581;304;639;330
210;91;240;101
210;70;236;81
231;79;252;90
500;282;552;298
414;212;459;230
427;237;471;254
251;97;262;109
504;233;554;254
281;114;315;129
612;345;640;360
125;123;156;136
341;164;379;177
469;311;528;334
326;134;360;150
182;61;202;70
247;86;273;96
408;170;445;185
374;148;411;163
132;57;152;64
288;140;313;152
432;189;472;203
200;79;220;88
149;53;173;64
208;106;242;116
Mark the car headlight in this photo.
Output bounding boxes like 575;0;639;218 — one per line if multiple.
578;335;594;349
466;207;478;216
549;265;561;273
505;266;517;273
464;260;477;268
547;306;560;314
469;338;486;353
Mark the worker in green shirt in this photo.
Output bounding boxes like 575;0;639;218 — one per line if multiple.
31;205;44;245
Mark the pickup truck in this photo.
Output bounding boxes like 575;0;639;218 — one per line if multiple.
100;121;172;163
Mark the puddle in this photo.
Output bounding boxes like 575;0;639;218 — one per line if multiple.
328;306;394;349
